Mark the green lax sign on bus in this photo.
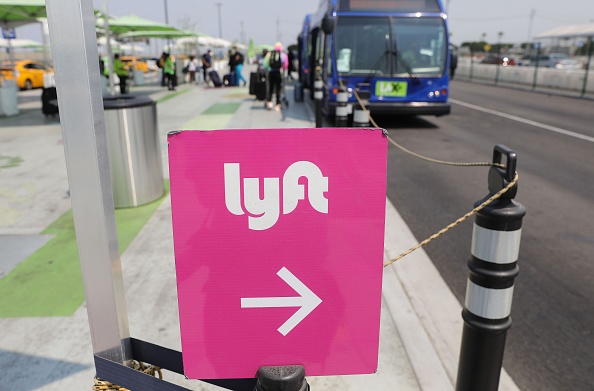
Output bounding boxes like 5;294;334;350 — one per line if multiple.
375;81;408;97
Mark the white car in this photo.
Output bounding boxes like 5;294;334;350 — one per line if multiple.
555;58;583;70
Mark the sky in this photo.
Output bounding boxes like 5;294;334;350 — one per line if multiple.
11;0;594;53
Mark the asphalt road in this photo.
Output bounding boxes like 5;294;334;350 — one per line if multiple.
378;81;594;391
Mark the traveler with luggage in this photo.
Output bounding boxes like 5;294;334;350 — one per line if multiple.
233;47;247;87
201;50;212;85
263;42;288;111
163;53;176;91
113;53;129;94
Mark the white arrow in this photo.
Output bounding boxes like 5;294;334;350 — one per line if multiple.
241;267;322;336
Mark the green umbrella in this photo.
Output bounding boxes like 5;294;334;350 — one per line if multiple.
108;15;178;35
119;29;199;39
0;0;46;27
0;0;48;83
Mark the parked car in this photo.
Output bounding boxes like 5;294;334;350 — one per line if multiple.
120;56;150;73
0;60;53;90
480;55;516;66
535;53;569;68
555;58;583;70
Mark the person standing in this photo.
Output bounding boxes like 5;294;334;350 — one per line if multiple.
158;52;167;87
201;50;212;85
187;55;199;84
163;53;176;91
113;53;129;94
233;48;247;87
264;42;288;111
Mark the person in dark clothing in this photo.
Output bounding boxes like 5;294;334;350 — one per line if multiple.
264;42;288;111
449;44;458;80
201;50;212;85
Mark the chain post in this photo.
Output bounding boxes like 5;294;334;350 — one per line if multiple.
352;103;370;127
313;79;323;128
334;87;348;127
456;145;526;391
254;365;309;391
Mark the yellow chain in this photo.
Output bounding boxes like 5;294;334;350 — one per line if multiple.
92;361;163;391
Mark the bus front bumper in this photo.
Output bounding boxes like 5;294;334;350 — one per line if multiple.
329;101;451;117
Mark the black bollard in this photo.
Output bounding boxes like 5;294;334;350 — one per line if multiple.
255;365;309;391
314;80;323;128
456;145;526;391
334;87;348;127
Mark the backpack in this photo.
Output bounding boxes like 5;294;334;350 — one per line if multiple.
269;50;282;70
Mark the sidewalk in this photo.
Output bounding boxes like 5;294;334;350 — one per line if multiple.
0;72;520;390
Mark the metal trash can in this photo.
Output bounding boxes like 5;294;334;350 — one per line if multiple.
103;94;164;208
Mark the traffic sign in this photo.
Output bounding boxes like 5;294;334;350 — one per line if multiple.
2;28;16;39
168;128;388;379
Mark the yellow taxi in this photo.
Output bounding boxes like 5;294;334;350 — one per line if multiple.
120;56;150;73
0;60;53;90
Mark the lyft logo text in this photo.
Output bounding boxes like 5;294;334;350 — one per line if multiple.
224;161;328;230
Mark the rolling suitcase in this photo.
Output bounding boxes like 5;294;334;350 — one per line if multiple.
41;87;59;117
209;70;222;87
223;72;237;87
255;71;268;101
249;72;258;95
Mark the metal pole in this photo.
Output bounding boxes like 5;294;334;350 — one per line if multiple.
334;87;348;127
495;32;503;84
314;79;323;128
102;5;116;95
216;2;223;38
456;145;526;391
45;0;131;363
164;0;171;52
581;36;592;98
255;365;309;391
531;44;541;91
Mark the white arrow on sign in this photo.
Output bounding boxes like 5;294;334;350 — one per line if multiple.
241;267;322;336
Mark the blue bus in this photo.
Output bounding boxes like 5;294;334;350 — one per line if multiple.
298;0;451;117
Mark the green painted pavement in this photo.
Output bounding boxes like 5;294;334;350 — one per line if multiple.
181;102;240;130
0;182;170;318
0;99;241;318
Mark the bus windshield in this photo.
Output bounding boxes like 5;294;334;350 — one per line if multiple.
335;16;447;77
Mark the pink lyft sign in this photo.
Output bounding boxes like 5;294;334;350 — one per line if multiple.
168;128;387;379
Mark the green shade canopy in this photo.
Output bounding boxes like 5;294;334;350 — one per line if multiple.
108;15;178;35
256;44;274;52
119;29;200;39
0;0;47;28
247;38;255;59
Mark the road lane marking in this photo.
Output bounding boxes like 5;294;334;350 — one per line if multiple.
450;98;594;144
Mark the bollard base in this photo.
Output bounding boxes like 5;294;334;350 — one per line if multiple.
255;365;309;391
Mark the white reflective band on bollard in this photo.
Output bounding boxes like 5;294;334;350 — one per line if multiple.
336;106;349;116
465;281;514;319
314;91;323;100
314;81;323;89
353;109;370;124
471;224;522;264
336;92;348;102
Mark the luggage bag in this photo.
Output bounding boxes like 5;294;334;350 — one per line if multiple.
209;70;222;87
41;87;59;117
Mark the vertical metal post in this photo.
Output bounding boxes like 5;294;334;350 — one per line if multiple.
581;36;592;98
334;87;348;127
45;0;131;363
352;103;370;127
531;44;541;91
469;49;474;81
255;366;309;391
456;145;526;391
314;79;323;128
